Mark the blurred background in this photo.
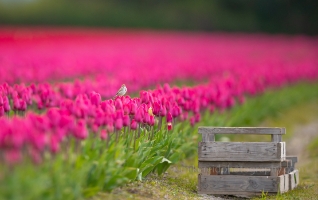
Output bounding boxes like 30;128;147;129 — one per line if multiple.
0;0;318;35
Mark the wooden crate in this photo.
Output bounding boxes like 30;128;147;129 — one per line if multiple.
197;127;299;196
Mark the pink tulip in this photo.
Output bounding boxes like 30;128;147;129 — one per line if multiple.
140;91;149;104
19;99;27;111
190;116;196;126
172;105;181;118
107;124;114;133
115;98;123;110
74;120;88;140
134;108;143;123
130;119;138;130
149;115;155;126
160;105;167;117
50;136;60;154
166;112;173;123
13;97;20;111
100;130;108;140
123;115;130;127
167;122;172;131
130;102;137;115
153;102;162;116
123;104;130;115
194;113;201;123
115;118;123;130
90;92;101;107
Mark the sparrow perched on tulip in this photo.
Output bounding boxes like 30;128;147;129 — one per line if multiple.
113;84;127;99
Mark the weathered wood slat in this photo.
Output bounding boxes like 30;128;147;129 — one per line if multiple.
283;174;289;192
271;134;282;142
201;133;215;142
199;142;285;161
199;160;291;168
289;169;299;190
286;156;298;173
197;191;281;196
198;127;286;135
286;156;298;164
228;171;270;176
198;174;284;193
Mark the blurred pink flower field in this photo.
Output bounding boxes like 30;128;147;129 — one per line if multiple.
0;27;318;199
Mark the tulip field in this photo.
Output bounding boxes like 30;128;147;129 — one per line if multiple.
0;27;318;199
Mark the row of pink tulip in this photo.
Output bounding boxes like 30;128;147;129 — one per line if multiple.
1;28;318;98
1;69;318;165
1;28;318;165
0;74;246;164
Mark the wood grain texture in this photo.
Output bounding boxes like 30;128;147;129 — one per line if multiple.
198;127;286;135
201;133;215;142
271;134;282;142
199;142;286;161
198;160;290;168
198;174;282;193
229;171;271;176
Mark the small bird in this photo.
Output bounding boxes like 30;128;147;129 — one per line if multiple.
113;84;127;99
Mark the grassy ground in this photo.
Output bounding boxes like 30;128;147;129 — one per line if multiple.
91;98;318;200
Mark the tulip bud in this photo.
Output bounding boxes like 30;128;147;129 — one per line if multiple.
143;113;150;124
160;105;167;117
74;120;88;140
194;113;201;123
153;102;162;116
115;110;124;119
19;99;27;111
115;118;123;130
149;115;155;126
100;130;108;140
115;98;123;110
134;108;143;123
166;112;173;123
50;136;60;154
123;115;130;127
107;124;114;133
167;122;172;131
13;97;20;111
90;92;101;107
163;83;171;93
130;119;138;130
172;105;180;118
130;102;137;115
190;116;196;126
140;91;149;104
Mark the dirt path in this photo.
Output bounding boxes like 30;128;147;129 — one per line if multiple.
286;119;318;164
